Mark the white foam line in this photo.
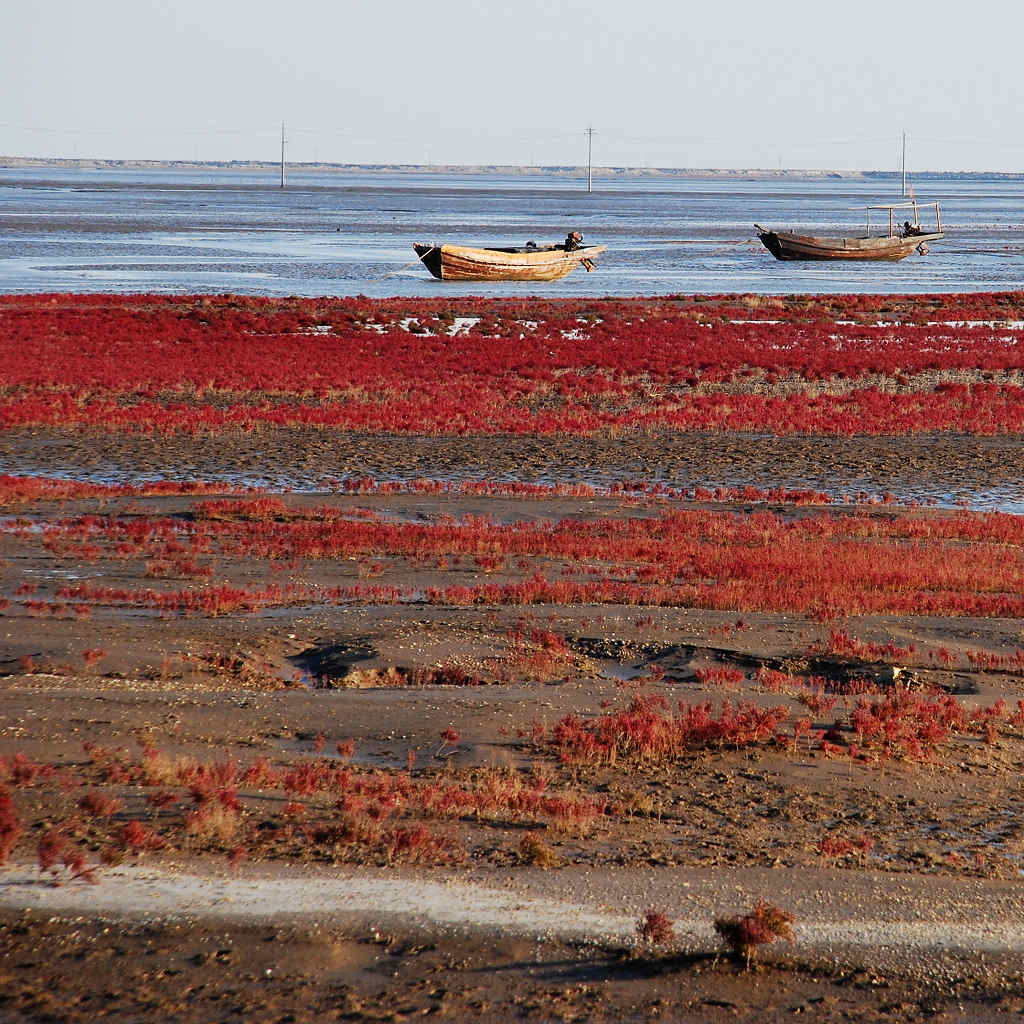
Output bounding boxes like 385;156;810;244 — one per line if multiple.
1;865;633;942
3;865;1023;954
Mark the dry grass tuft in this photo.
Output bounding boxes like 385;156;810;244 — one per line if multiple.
518;832;561;868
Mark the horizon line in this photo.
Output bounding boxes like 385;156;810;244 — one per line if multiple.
1;156;1020;178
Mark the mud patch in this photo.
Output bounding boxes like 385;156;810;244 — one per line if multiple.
289;639;381;686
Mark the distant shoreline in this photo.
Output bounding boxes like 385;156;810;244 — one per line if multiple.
1;156;1022;181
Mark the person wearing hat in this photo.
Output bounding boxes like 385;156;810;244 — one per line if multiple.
564;230;584;252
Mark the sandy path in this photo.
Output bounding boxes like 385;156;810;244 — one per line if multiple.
4;862;1022;962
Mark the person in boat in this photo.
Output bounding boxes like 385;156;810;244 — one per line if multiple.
564;230;584;252
903;220;924;237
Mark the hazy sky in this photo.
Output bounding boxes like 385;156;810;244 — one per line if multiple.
3;0;1021;171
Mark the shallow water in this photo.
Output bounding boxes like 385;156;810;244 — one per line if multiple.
2;167;1022;511
2;463;1019;514
1;167;1022;296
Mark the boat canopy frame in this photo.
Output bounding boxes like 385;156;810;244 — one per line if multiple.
852;200;942;239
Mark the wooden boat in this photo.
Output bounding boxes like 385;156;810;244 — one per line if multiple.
755;200;943;262
413;241;606;282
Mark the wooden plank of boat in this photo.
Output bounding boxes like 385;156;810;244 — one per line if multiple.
413;243;607;281
756;227;943;262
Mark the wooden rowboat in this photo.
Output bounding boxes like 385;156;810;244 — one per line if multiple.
413;242;607;282
755;200;943;262
755;227;942;262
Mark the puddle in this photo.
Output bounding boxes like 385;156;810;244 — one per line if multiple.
599;664;650;682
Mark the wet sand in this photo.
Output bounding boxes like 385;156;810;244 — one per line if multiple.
3;427;1024;507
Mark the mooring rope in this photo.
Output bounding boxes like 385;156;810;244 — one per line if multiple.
368;246;438;282
707;239;762;256
660;239;749;245
644;238;762;256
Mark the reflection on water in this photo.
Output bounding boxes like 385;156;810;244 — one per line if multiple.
0;167;1023;297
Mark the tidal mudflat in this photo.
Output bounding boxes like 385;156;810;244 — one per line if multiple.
2;292;1023;1021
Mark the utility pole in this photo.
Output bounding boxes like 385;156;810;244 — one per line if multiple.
280;121;286;188
901;131;906;198
586;126;594;193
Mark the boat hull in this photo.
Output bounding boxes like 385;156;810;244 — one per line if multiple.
757;230;943;262
414;243;606;282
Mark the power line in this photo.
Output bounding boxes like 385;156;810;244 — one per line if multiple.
0;121;275;138
4;118;1024;169
6;117;1024;151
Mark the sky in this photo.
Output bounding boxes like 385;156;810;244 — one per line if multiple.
2;0;1021;172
